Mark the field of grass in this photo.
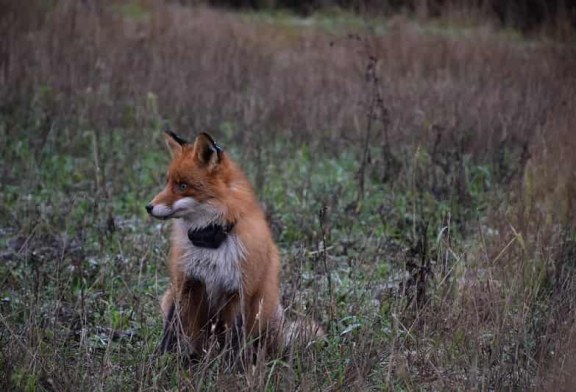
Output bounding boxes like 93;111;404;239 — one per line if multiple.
1;1;576;390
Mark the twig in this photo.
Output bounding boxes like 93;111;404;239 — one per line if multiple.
319;205;333;331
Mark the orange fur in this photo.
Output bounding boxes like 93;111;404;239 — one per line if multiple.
147;132;283;356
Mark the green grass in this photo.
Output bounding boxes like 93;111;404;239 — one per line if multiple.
0;119;502;390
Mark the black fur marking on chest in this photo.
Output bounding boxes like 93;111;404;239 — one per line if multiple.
187;222;235;249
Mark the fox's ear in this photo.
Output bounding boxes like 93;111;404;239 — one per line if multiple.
193;132;222;168
164;130;188;156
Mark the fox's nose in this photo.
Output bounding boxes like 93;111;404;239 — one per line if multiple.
145;204;153;214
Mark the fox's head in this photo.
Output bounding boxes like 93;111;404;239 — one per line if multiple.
146;131;230;226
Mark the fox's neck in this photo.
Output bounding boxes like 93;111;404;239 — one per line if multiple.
177;202;226;232
220;169;264;223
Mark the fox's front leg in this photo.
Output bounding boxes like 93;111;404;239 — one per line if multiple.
158;281;210;355
158;287;178;353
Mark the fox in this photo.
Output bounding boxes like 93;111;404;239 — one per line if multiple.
146;130;321;359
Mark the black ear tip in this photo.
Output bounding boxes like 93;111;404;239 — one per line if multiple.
198;132;223;154
165;130;188;146
199;132;217;145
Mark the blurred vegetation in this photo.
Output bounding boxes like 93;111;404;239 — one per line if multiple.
1;0;576;390
204;0;576;33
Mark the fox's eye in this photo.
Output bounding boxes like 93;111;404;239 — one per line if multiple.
177;182;188;192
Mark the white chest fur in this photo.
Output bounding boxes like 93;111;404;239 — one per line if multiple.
172;220;245;306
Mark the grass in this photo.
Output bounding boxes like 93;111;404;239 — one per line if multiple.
0;118;531;390
1;1;576;390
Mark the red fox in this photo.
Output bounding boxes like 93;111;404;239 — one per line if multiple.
146;131;321;358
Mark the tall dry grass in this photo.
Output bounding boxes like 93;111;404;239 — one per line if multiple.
2;1;573;148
